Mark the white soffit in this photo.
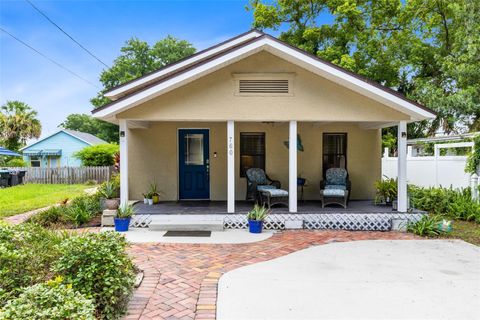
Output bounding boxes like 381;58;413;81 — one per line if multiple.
105;30;263;100
94;36;435;121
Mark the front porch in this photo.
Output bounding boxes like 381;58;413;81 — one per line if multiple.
130;200;425;231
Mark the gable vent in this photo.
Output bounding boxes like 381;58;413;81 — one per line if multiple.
238;79;290;94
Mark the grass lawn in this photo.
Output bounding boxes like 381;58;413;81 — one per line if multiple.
0;184;89;218
441;219;480;246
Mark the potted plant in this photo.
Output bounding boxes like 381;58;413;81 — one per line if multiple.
247;204;270;233
99;181;120;210
115;203;135;232
145;192;153;205
149;182;161;204
374;177;397;206
142;193;149;204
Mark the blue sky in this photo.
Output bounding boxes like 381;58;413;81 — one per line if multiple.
1;0;279;138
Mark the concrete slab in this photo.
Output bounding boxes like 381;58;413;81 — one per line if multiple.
218;240;480;320
101;228;274;244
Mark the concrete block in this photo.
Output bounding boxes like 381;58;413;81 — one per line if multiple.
391;218;408;232
102;209;116;227
285;220;304;229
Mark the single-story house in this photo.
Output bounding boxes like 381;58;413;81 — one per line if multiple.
92;30;436;214
21;129;107;167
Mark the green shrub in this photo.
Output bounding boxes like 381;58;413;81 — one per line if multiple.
448;192;480;223
63;195;101;227
465;134;480;174
407;215;443;237
53;232;135;319
0;277;95;320
4;158;26;167
27;206;67;228
409;186;458;215
74;144;119;167
0;224;66;305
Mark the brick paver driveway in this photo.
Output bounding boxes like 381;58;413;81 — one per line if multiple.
126;230;416;320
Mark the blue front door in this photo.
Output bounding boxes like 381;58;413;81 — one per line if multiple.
178;129;210;200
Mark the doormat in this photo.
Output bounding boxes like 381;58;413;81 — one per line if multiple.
163;231;211;237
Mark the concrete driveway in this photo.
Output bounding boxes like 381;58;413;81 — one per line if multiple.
218;240;480;320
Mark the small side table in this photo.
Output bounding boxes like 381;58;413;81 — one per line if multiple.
297;178;307;202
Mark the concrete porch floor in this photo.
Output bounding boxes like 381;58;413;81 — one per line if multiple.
134;200;413;215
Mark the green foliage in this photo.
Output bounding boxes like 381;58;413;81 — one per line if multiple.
60;113;119;143
409;186;480;223
91;36;196;108
466;134;480;174
117;203;135;219
3;158;26;167
74;143;119;167
0;277;95;320
374;177;397;204
0;223;65;305
407;215;443;237
27;195;101;228
53;232;135;320
99;181;119;199
247;204;270;221
250;0;480;134
0;100;41;151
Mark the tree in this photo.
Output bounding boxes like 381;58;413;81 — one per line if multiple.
91;36;196;108
250;0;480;135
60;114;119;143
0;101;41;151
74;144;119;166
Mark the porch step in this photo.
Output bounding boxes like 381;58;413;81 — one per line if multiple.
148;219;224;232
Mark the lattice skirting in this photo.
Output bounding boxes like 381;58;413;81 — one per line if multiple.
131;212;426;231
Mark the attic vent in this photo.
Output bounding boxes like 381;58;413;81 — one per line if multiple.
238;79;289;94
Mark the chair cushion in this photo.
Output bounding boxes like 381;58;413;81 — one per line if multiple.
246;168;268;185
257;185;276;191
262;189;289;197
322;189;347;197
326;168;347;186
325;184;346;190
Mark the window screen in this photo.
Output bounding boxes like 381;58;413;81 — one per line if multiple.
323;133;347;176
240;132;265;177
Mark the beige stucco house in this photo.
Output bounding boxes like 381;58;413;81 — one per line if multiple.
93;30;436;214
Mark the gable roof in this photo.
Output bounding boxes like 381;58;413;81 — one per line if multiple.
21;130;107;151
92;30;436;122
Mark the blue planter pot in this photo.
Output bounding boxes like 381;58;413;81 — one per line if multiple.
114;217;131;232
248;220;263;233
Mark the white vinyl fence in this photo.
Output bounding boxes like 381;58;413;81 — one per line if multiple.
8;166;113;184
382;142;473;189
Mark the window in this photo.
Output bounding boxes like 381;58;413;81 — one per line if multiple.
30;156;41;167
323;133;347;176
240;132;265;177
184;134;204;165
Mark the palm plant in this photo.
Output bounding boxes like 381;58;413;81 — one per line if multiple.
0;101;41;151
117;203;135;218
247;204;270;221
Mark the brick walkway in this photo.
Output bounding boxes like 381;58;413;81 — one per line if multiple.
126;230;416;320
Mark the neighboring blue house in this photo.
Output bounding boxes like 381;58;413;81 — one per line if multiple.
21;130;107;168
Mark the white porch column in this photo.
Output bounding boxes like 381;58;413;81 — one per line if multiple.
119;119;129;205
289;120;297;213
397;121;407;212
227;120;235;213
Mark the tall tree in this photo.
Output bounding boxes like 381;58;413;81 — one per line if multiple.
250;0;480;135
91;36;196;108
60;114;119;143
0;101;41;151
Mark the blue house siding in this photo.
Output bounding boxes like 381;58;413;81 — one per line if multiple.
22;131;90;167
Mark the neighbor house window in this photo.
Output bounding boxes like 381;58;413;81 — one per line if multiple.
240;132;265;177
323;133;347;176
30;156;41;167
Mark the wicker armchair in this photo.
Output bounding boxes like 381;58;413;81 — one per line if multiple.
245;168;281;202
319;168;351;208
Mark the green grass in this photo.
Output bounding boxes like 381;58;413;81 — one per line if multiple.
441;219;480;246
0;184;89;218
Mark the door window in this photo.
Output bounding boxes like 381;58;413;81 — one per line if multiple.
184;134;204;165
323;133;347;176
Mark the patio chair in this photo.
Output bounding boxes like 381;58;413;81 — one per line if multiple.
245;168;281;202
319;168;351;208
